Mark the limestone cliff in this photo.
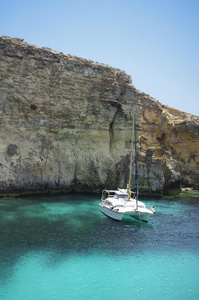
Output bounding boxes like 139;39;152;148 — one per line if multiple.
138;92;199;194
0;36;198;196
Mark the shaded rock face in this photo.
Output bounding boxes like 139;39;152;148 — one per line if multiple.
162;156;181;195
138;147;164;195
0;37;198;196
7;144;18;156
138;92;199;194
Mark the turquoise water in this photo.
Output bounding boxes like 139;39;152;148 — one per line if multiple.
0;193;199;300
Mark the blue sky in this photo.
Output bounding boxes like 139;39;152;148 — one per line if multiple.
1;0;199;116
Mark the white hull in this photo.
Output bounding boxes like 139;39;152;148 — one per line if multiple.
99;204;124;221
99;203;153;222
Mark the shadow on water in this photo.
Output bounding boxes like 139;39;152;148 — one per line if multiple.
0;193;199;283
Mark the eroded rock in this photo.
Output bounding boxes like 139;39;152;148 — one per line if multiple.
0;36;198;196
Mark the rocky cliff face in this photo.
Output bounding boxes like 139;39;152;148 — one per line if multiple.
0;36;198;196
138;92;199;194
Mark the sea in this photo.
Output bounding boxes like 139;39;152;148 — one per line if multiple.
0;192;199;300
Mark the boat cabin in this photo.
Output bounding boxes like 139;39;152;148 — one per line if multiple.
114;191;128;200
101;189;129;201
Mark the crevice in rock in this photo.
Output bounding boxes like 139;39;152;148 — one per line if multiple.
108;103;121;160
109;118;115;159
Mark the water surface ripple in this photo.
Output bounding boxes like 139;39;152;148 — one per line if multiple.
0;193;199;299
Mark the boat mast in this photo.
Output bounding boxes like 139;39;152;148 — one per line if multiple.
128;111;135;200
134;115;138;206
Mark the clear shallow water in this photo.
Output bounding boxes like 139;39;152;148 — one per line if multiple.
0;193;199;300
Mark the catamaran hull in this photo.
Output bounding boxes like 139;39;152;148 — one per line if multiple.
99;204;124;221
99;204;153;222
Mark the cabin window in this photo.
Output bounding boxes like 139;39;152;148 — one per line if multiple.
120;195;128;200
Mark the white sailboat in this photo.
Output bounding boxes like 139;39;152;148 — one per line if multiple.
99;112;155;222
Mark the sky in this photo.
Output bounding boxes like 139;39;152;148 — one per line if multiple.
1;0;199;116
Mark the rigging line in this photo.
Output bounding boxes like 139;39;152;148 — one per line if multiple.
134;114;138;206
128;112;135;200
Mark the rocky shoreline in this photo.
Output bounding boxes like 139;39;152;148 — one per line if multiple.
0;36;198;196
